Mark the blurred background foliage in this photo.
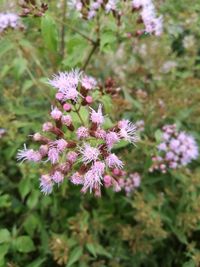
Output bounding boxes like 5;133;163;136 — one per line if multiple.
0;0;200;266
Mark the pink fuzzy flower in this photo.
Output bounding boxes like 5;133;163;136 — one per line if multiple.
17;144;42;162
80;143;100;164
51;139;68;152
51;171;64;184
90;104;104;125
40;174;53;195
61;115;72;126
81;75;97;90
118;120;138;144
105;131;120;149
51;107;62;120
67;151;78;163
106;153;124;169
48;147;59;164
95;128;106;139
76;126;89;139
103;175;112;188
49;69;81;91
70;172;84;185
82;169;102;193
42;122;53;132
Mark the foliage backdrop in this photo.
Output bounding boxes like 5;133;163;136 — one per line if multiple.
0;0;200;266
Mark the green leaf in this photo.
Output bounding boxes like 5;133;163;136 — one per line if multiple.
66;246;83;267
19;178;31;199
41;13;58;52
14;236;35;253
183;260;195;267
100;30;117;53
27;190;40;209
155;130;163;142
26;257;46;267
113;140;130;150
86;243;97;257
0;229;11;244
0;244;9;260
95;244;112;258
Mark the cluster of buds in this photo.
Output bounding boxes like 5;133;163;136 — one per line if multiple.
132;0;163;36
17;69;139;197
0;13;24;34
118;172;141;196
103;77;121;97
149;124;199;173
70;0;122;21
19;0;48;17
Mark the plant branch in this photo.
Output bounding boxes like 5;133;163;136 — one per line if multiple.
82;39;100;71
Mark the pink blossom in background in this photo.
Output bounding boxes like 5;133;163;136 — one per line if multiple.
150;124;199;173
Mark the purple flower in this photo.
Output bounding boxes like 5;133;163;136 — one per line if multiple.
90;104;104;125
40;174;53;195
105;131;120;149
76;126;89;139
80;143;100;164
81;75;97;90
48;147;59;164
51;107;62;120
51;171;64;184
118;120;138;144
70;172;84;185
17;144;42;162
106;153;124;169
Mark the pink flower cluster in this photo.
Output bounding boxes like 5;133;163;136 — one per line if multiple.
70;0;163;36
17;69;138;197
118;172;141;196
132;0;163;36
70;0;119;20
149;124;199;173
0;13;23;33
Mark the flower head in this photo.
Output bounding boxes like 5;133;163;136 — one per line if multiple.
90;104;104;125
118;120;138;144
80;143;100;164
17;144;42;162
106;153;124;169
81;75;97;90
40;174;53;195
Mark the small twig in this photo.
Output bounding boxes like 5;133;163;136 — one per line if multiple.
74;106;85;126
55;17;96;45
82;39;100;71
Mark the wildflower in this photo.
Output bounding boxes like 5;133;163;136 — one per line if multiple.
40;174;53;194
51;106;62;120
0;13;23;33
118;120;138;144
42;122;53;132
51;139;68;152
81;75;97;90
61;115;72;126
17;144;42;162
51;171;64;184
76;126;89;139
106;153;124;169
48;147;59;164
90;104;104;125
70;172;84;185
80;143;100;164
150;124;199;172
67;151;78;163
105;131;120;149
